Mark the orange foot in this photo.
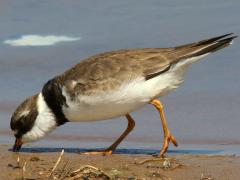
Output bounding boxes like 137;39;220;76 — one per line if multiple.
159;132;178;157
81;150;113;156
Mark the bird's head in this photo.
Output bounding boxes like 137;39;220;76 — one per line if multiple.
10;93;57;151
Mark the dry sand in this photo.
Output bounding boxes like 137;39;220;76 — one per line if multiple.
1;145;240;180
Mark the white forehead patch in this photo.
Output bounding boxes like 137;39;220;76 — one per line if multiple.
70;80;77;87
19;109;30;117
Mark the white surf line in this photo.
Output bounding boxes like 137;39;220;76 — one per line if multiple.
3;34;81;46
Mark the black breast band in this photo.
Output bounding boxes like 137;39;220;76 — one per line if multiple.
42;79;69;126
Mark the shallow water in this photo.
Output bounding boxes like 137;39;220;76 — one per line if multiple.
0;0;239;155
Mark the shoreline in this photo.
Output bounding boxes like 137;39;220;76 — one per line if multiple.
2;136;240;157
2;128;240;145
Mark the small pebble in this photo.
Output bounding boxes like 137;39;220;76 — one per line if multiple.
7;163;20;169
146;163;152;168
7;163;13;167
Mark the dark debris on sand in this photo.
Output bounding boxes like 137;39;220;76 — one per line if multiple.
8;150;186;180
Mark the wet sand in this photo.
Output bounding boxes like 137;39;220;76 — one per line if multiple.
1;145;240;180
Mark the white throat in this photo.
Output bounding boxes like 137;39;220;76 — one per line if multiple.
22;93;57;142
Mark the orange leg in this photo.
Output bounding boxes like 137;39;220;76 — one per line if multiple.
83;114;135;156
150;99;178;157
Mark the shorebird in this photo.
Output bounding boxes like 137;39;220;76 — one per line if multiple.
11;33;237;157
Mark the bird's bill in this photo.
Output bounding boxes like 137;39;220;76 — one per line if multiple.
13;138;23;152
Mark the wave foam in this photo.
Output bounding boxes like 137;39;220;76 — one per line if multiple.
4;35;80;46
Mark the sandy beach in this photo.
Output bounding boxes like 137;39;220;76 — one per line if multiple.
0;0;239;179
1;144;239;180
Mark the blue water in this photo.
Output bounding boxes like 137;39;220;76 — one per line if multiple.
0;0;240;155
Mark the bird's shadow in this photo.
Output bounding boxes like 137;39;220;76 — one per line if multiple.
8;147;223;155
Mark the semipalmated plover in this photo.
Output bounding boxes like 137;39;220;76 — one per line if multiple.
11;33;237;156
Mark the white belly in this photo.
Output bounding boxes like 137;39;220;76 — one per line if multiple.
63;97;147;122
62;54;207;122
62;71;185;122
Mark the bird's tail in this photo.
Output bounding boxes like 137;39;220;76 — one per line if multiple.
171;33;237;63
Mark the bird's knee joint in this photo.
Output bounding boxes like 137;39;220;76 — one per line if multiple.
158;103;164;110
129;121;135;129
132;121;136;128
